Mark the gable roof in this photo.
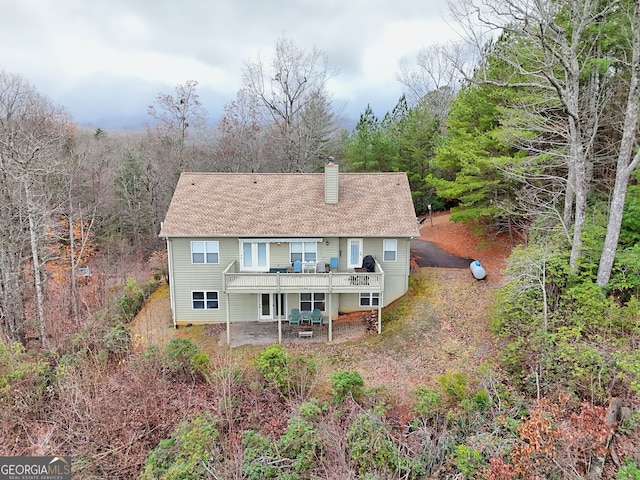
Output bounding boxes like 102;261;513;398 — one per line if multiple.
159;171;419;238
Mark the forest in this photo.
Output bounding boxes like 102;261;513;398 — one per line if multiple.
1;0;640;478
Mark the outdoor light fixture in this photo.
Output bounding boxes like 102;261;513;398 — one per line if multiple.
326;240;330;246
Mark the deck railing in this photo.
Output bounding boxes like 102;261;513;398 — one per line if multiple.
222;260;384;293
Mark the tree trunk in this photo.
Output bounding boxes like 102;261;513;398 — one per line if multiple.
563;157;575;231
24;179;47;348
69;201;80;326
597;142;640;288
568;119;588;271
596;1;640;287
597;172;631;287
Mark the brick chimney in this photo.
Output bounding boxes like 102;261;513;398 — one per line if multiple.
324;157;339;204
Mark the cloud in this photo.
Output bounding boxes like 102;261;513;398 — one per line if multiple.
0;0;455;129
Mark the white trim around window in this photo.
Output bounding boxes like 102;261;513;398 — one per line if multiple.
191;241;219;264
290;241;318;264
192;291;219;310
300;292;325;312
359;292;380;307
383;239;397;262
240;242;269;271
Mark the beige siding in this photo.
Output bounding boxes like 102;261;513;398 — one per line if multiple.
170;237;234;324
268;243;290;270
226;293;259;322
168;235;411;325
380;237;412;304
338;293;363;312
360;237;411;306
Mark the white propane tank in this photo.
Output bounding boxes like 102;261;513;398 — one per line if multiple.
470;260;486;280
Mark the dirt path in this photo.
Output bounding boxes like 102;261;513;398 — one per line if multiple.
130;283;175;349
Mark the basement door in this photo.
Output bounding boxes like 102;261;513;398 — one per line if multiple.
259;293;287;321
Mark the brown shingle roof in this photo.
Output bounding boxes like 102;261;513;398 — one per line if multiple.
159;171;419;238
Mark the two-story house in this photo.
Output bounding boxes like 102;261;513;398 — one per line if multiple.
159;161;419;344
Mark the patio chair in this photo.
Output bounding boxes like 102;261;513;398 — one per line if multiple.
288;308;301;325
293;260;302;273
329;257;339;271
310;308;323;326
301;310;312;325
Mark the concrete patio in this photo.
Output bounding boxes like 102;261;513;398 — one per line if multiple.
218;319;369;347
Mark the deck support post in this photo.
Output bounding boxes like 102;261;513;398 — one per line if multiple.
328;293;333;342
378;292;383;334
226;293;231;345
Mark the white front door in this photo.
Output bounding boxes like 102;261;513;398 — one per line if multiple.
259;293;286;321
347;238;363;269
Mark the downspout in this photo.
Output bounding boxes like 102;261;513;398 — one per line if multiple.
377;260;384;334
166;236;177;328
406;238;412;292
328;291;333;343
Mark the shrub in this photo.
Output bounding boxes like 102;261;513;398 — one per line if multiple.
454;444;485;478
164;338;210;379
255;344;289;394
279;417;323;473
610;244;640;303
617;458;640;479
438;372;469;403
241;430;278;480
347;411;425;478
287;353;318;399
330;370;364;403
412;386;442;420
114;277;145;321
298;398;327;421
617;350;640;396
242;416;323;478
471;389;491;411
255;345;317;399
620;184;640;246
113;276;161;322
101;322;131;359
140;413;219;479
0;341;49;404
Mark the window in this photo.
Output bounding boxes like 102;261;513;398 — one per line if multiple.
290;242;317;263
359;292;380;307
300;292;325;311
241;242;268;270
192;291;219;310
383;239;397;262
191;241;219;264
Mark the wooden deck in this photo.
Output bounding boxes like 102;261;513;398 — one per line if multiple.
222;261;384;293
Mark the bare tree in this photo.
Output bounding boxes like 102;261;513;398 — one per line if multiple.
397;42;469;124
147;80;208;154
242;37;340;172
214;89;267;172
144;81;210;249
0;71;71;346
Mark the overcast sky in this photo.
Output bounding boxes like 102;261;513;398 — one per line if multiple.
0;0;459;130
